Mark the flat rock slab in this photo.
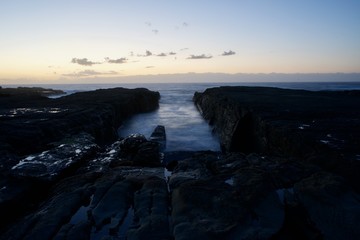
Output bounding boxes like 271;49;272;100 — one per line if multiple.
1;166;170;240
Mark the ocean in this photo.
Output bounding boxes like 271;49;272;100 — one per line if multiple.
5;81;360;152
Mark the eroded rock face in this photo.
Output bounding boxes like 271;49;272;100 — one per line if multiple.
193;86;360;191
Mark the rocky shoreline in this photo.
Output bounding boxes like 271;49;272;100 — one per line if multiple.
1;86;360;239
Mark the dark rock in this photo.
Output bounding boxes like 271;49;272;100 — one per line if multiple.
11;133;98;182
0;86;64;97
117;134;161;167
194;86;360;191
169;152;286;239
0;87;160;162
119;134;147;154
133;141;161;167
149;125;166;151
127;176;171;240
90;180;133;229
163;151;198;166
54;221;92;240
0;173;97;240
294;172;360;240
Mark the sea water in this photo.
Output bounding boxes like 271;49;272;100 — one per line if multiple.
5;82;360;152
117;84;221;151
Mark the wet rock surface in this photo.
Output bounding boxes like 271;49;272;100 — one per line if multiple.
0;87;160;160
0;87;161;238
1;86;360;239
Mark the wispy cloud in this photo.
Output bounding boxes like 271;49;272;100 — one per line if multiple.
180;48;189;51
145;21;152;27
176;22;189;30
168;52;177;55
157;53;167;57
63;70;117;77
145;66;154;68
152;29;159;34
221;50;236;56
71;58;100;66
105;57;127;64
187;54;212;59
138;50;153;57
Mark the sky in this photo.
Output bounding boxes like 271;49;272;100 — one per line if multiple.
0;0;359;84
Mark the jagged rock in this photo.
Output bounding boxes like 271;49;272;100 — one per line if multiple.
149;125;166;151
119;134;147;154
0;87;160;161
194;86;360;192
118;134;161;167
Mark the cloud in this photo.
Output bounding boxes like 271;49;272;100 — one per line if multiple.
187;54;212;59
63;70;117;77
152;29;159;34
71;58;100;66
168;52;176;55
145;21;152;27
221;50;236;56
105;57;127;64
157;53;167;57
145;66;154;68
176;22;189;30
138;50;153;57
180;48;189;51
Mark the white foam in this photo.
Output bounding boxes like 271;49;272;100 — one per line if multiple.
225;177;234;186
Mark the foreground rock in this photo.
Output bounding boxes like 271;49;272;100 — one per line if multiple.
168;151;360;240
194;86;360;191
1;150;171;240
0;87;160;236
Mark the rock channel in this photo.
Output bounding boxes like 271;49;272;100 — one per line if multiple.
1;86;360;239
193;86;360;239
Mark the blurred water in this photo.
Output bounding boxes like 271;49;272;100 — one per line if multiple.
118;85;221;151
